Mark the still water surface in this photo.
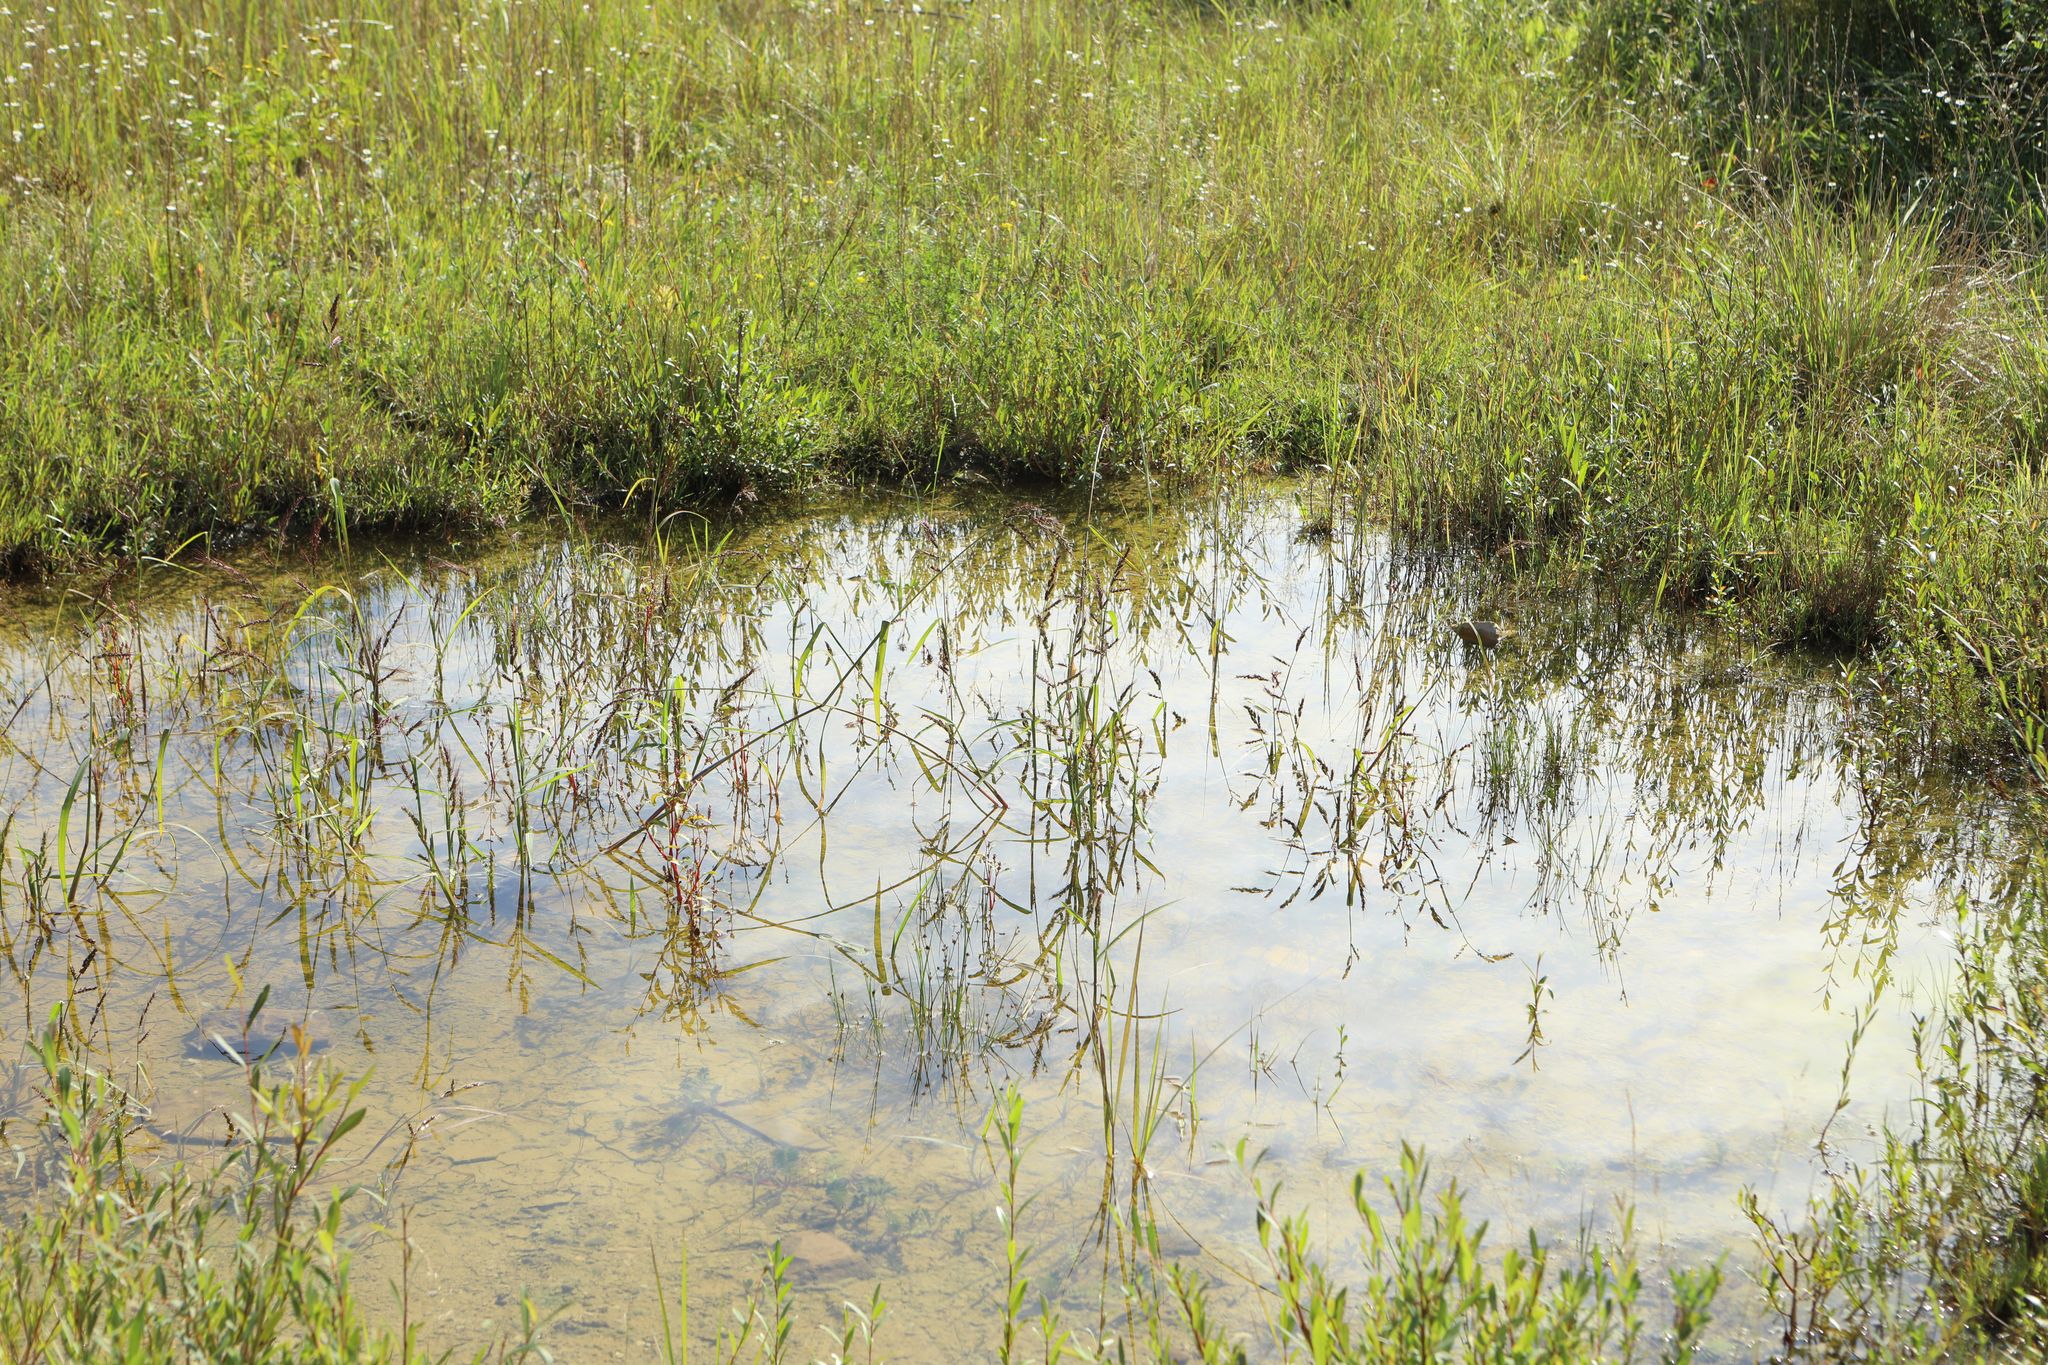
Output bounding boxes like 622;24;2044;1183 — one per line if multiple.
0;490;2001;1357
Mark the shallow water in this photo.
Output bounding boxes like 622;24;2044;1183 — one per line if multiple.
0;489;2009;1358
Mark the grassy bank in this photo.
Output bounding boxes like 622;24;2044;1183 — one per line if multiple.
0;0;2044;778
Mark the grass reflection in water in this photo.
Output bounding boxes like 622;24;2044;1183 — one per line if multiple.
0;488;2035;1359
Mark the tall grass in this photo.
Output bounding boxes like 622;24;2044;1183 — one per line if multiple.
1590;0;2048;225
1;0;2041;777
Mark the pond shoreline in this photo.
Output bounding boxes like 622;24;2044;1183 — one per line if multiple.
2;488;2041;1359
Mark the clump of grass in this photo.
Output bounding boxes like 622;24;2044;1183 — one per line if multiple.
0;1004;393;1360
1248;1143;1723;1363
975;1085;1720;1363
0;1002;568;1362
1742;852;2048;1359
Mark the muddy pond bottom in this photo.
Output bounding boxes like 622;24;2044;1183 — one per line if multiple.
0;490;1985;1358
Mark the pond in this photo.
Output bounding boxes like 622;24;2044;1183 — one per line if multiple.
0;487;2011;1359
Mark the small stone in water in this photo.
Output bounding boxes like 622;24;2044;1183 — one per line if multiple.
786;1229;862;1274
184;1008;329;1063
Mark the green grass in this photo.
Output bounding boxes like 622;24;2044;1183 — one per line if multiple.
1;0;2044;774
3;8;2047;1342
1591;0;2048;224
0;1004;571;1363
3;0;2044;785
1;1005;407;1362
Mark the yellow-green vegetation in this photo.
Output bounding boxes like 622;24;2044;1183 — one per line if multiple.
0;1007;404;1362
0;0;2043;776
5;5;2048;1354
0;1006;562;1362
